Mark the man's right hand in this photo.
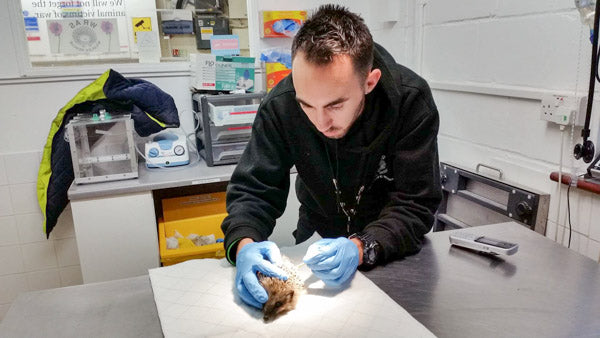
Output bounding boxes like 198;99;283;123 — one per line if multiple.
235;240;288;308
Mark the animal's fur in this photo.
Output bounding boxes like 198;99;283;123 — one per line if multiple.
258;257;304;322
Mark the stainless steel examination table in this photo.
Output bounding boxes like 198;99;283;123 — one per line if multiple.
1;221;599;337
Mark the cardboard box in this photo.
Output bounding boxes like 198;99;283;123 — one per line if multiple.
261;10;306;38
191;54;255;92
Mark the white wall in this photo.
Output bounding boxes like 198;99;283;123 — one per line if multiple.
248;0;410;64
0;1;21;78
419;0;600;261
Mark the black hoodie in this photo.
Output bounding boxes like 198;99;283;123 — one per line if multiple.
222;44;442;265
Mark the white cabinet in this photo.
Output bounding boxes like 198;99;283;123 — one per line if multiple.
70;173;301;283
71;191;160;283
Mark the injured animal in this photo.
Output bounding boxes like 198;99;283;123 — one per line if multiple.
258;257;304;322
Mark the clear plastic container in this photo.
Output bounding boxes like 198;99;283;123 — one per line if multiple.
197;110;253;143
67;114;138;184
211;124;253;143
211;142;247;162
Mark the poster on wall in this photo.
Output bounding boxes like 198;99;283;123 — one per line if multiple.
46;18;120;54
20;0;160;62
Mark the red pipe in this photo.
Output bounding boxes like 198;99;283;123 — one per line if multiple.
550;172;600;195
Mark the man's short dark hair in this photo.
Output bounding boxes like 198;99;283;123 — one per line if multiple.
291;4;374;78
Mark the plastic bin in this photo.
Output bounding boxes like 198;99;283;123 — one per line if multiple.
158;213;227;266
67;114;138;184
162;192;227;223
197;111;253;144
212;142;247;162
208;102;259;126
212;124;253;143
192;92;266;166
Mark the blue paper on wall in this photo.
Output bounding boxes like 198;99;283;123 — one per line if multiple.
210;35;240;56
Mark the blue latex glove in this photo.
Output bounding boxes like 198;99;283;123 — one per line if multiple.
235;241;288;308
302;237;359;287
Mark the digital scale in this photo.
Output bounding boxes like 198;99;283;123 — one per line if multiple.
449;232;519;256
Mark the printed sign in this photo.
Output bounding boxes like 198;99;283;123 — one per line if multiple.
25;16;41;41
24;17;39;31
46;18;119;54
200;27;213;40
132;17;152;43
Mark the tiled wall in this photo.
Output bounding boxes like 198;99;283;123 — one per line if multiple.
0;69;206;322
0;151;82;321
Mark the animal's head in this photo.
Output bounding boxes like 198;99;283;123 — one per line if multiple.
263;287;295;322
258;273;297;322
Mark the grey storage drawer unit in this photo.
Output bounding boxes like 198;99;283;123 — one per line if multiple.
193;92;266;166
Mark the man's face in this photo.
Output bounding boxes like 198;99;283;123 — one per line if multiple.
292;52;379;139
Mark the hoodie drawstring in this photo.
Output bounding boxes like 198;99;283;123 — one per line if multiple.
325;140;369;234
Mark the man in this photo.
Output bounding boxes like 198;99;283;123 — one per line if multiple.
222;4;442;309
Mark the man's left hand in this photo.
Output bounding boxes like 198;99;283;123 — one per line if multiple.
302;237;359;287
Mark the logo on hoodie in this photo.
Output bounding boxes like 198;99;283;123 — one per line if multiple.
374;155;394;182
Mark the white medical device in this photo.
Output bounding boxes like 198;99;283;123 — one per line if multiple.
449;232;519;256
145;129;190;168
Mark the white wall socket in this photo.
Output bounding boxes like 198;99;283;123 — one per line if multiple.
540;94;587;126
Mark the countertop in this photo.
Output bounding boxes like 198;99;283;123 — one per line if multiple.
2;222;599;337
67;154;236;200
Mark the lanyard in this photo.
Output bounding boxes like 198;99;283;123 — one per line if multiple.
325;140;369;234
332;178;365;233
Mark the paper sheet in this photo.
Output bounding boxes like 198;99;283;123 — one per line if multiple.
149;239;436;337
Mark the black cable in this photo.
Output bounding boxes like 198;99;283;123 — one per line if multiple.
596;47;600;83
566;173;586;249
567;184;572;248
582;0;600;143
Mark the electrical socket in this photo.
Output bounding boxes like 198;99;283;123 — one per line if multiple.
540;94;587;126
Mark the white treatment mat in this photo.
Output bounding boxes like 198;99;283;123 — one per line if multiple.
149;238;436;337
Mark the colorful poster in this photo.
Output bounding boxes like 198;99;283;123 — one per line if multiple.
46;18;119;54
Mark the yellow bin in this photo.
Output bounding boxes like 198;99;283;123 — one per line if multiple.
158;213;228;266
161;192;227;223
